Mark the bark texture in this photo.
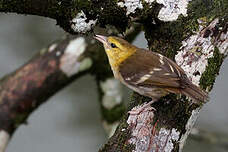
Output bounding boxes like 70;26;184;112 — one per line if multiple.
0;0;227;152
99;0;227;151
0;36;93;135
0;0;161;34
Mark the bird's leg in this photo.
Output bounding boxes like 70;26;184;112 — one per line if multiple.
128;99;156;115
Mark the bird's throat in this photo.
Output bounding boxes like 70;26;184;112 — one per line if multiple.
106;49;135;71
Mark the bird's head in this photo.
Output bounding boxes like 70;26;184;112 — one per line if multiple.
94;35;137;68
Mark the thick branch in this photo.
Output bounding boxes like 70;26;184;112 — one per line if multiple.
100;3;227;152
0;0;78;33
0;0;160;34
0;35;96;151
0;0;227;151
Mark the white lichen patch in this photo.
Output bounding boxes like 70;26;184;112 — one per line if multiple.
127;103;155;151
127;103;180;152
100;78;123;109
48;43;57;52
153;128;180;152
102;121;120;137
60;37;90;77
71;11;97;33
179;108;200;151
175;35;214;86
117;0;143;15
0;130;10;152
216;29;228;55
175;18;220;86
157;0;191;21
118;0;191;20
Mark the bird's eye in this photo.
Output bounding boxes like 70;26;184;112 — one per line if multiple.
110;43;117;48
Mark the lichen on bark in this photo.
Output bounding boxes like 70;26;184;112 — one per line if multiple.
0;0;226;151
100;0;227;151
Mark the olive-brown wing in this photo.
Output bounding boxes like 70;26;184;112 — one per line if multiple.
119;49;187;88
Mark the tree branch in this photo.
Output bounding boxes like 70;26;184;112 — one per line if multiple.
0;35;96;152
0;0;227;151
0;0;160;34
0;0;78;33
100;6;227;152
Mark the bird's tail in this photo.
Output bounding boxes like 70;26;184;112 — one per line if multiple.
181;83;208;103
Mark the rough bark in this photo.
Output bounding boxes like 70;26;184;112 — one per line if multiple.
0;35;96;151
0;0;227;152
99;0;227;151
0;0;160;34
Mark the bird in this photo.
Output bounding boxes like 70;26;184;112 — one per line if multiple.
94;35;208;105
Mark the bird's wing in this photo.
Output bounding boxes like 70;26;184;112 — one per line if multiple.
119;49;188;88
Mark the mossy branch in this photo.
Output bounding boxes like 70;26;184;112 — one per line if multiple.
99;0;227;150
0;0;160;34
0;0;227;151
0;35;102;152
0;35;90;134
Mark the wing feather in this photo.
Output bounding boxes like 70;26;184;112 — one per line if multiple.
119;49;186;88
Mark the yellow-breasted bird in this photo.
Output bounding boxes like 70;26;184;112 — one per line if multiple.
94;35;208;104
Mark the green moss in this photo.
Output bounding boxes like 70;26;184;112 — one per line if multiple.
151;94;198;130
99;0;227;151
143;0;227;60
75;0;91;9
188;0;228;19
93;0;128;32
200;47;225;91
13;113;29;128
101;103;126;123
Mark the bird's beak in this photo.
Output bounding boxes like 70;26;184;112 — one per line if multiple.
94;35;108;45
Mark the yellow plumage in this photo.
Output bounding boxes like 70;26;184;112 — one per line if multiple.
104;37;137;69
